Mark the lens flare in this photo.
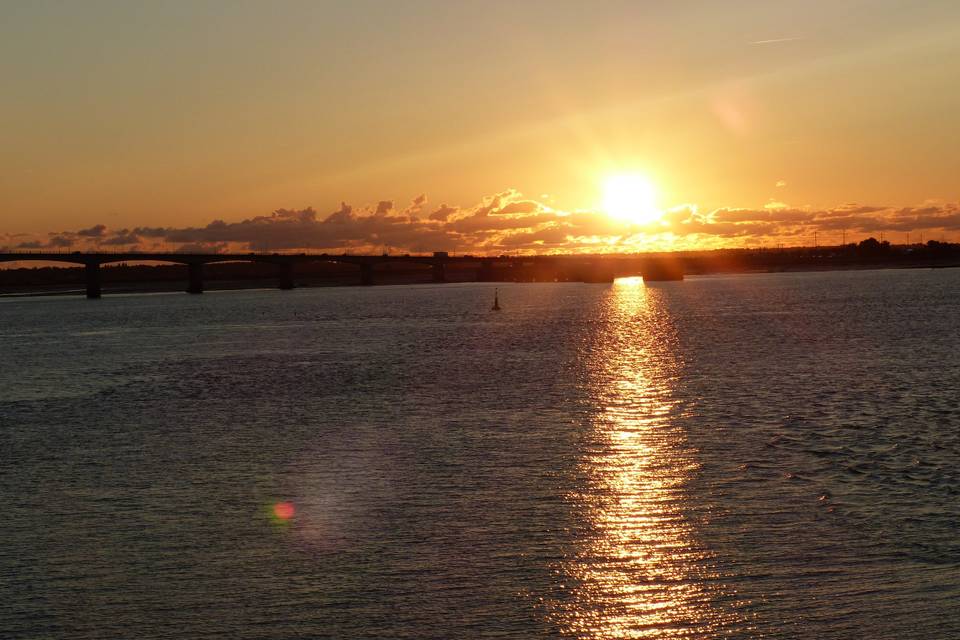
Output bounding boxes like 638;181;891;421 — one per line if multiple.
273;501;295;521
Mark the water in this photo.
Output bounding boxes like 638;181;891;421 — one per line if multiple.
2;269;959;638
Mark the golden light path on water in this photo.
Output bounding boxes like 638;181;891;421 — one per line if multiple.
557;277;738;638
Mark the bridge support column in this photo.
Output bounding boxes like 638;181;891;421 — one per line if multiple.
432;261;446;283
360;263;374;286
478;259;495;282
278;262;295;290
641;259;685;282
186;263;204;294
85;263;101;299
577;262;614;283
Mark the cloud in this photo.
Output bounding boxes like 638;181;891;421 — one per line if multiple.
102;230;141;246
713;208;814;224
751;37;803;45
402;194;427;218
498;224;571;247
373;200;393;217
272;208;318;223
325;202;354;224
175;242;229;253
14;193;960;255
77;224;107;238
132;227;169;238
428;204;458;221
496;200;542;215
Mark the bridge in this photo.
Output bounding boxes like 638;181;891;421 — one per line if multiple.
0;251;684;298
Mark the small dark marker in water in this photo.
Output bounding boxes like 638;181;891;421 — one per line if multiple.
492;288;501;311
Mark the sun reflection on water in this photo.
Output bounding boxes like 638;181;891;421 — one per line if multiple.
556;279;734;638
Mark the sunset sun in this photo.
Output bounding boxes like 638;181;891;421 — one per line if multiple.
602;174;662;225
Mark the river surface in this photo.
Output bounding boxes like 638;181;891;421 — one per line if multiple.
2;269;959;639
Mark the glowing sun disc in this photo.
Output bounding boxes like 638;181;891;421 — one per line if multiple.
603;174;661;224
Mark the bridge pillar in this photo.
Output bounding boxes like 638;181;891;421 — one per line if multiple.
577;261;614;283
85;263;101;299
360;263;374;286
641;259;685;281
432;261;446;283
478;259;495;282
186;262;204;294
278;262;295;290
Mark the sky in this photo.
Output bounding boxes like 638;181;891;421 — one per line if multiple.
2;0;959;254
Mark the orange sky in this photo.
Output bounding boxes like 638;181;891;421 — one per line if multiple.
2;1;958;253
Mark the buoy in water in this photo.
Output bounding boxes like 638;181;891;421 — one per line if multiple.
491;288;501;311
